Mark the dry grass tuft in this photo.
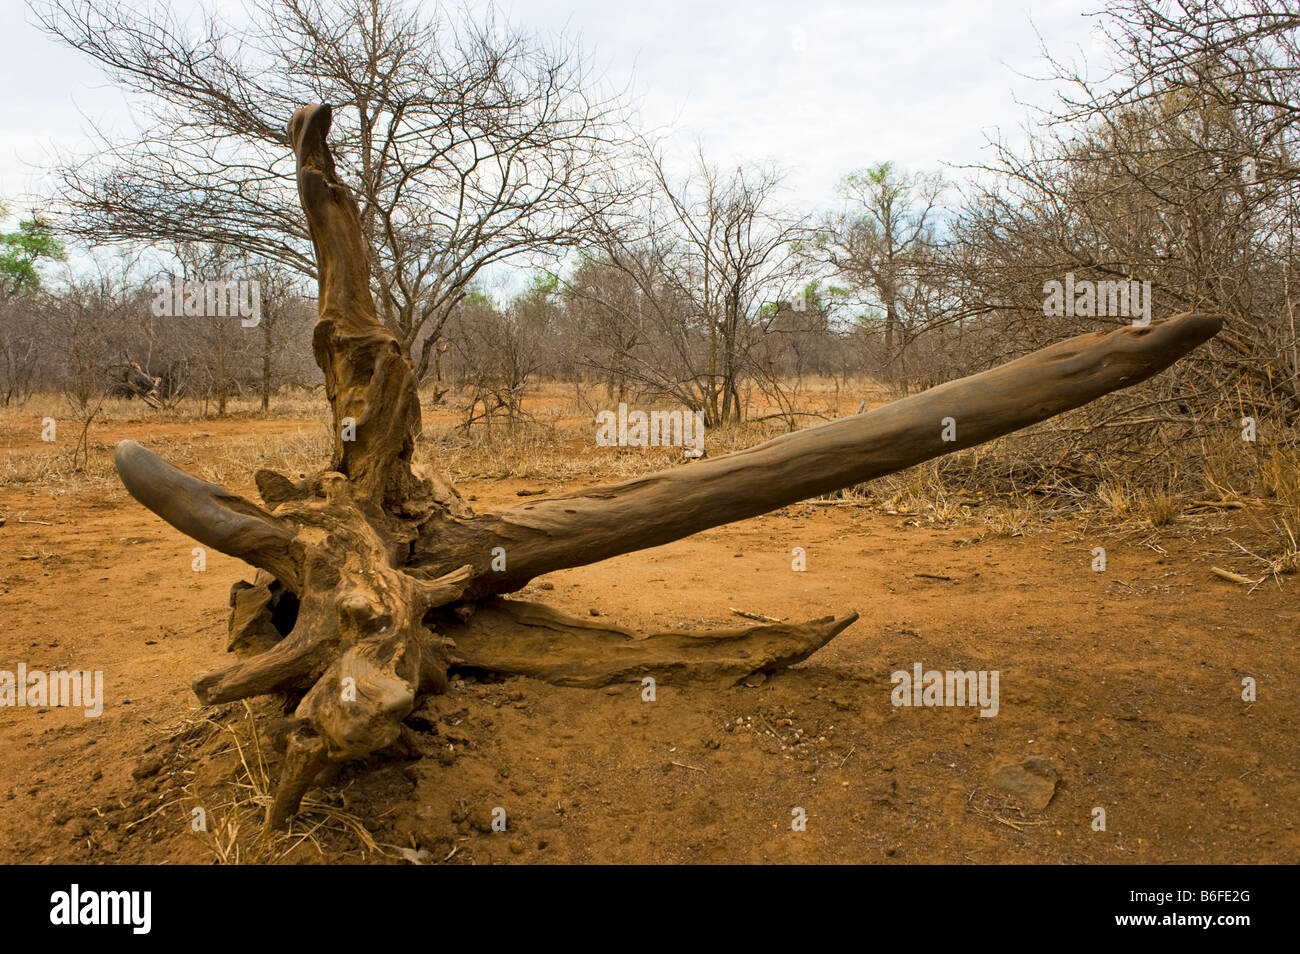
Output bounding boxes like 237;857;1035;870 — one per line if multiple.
1097;481;1133;518
981;503;1040;538
174;702;386;864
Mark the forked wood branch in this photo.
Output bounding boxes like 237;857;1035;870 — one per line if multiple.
112;103;1222;827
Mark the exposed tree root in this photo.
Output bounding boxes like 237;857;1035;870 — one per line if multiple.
436;599;860;689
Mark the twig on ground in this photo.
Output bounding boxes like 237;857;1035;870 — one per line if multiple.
730;607;785;623
1211;566;1257;585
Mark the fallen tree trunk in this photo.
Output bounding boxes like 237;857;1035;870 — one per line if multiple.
111;102;1223;827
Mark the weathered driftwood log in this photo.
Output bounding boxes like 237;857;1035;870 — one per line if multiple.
113;103;1222;828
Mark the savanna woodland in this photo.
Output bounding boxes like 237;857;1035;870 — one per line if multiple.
0;0;1296;867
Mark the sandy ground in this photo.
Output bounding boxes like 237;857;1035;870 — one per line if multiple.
0;415;1296;864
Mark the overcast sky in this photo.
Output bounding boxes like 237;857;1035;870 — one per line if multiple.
0;0;1112;228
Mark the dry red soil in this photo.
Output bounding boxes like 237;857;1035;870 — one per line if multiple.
0;416;1295;864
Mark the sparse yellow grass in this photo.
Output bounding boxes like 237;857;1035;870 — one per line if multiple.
1257;443;1300;502
1097;481;1133;518
1142;489;1179;527
981;503;1039;538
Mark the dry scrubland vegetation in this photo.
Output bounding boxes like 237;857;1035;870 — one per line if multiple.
4;379;1298;569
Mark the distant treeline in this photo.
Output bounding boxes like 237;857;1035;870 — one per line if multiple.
0;0;1295;444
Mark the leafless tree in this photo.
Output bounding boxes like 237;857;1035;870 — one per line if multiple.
244;263;315;411
33;0;636;378
40;259;144;412
0;297;41;407
562;252;656;404
446;288;549;431
575;146;808;426
950;0;1300;427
